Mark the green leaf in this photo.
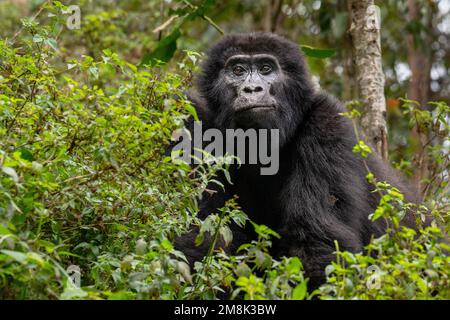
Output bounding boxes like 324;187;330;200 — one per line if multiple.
0;224;11;235
160;239;173;251
292;282;307;300
301;45;336;59
18;148;34;161
2;167;19;183
107;291;136;300
140;29;181;66
195;232;205;246
61;280;88;300
45;38;58;51
32;34;44;43
231;210;247;228
89;66;99;79
1;250;27;264
184;103;199;121
235;262;251;277
251;222;280;239
286;257;302;275
219;225;233;246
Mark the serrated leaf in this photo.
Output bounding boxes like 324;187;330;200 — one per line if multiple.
219;225;233;246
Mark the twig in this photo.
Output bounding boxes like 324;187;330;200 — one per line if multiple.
153;15;178;34
10;0;51;42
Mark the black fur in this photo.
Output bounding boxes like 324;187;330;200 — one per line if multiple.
175;32;418;288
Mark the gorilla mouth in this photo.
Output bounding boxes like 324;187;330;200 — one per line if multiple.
236;105;276;113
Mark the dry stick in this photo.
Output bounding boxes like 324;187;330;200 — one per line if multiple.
157;0;165;41
181;0;224;35
153;15;178;35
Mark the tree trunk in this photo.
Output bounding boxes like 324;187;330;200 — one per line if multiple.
348;0;388;160
407;0;432;195
263;0;284;33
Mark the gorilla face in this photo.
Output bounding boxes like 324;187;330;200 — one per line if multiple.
223;54;283;120
215;53;298;144
219;53;288;133
215;52;303;146
198;32;316;146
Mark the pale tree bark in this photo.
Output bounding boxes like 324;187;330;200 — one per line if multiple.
348;0;388;160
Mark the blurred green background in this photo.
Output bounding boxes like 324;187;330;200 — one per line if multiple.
2;0;449;165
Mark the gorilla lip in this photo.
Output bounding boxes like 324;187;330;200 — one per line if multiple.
236;105;275;113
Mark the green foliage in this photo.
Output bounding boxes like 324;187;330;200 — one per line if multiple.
301;45;336;59
140;0;222;66
0;11;209;298
320;188;450;299
0;2;448;300
326;101;450;300
141;29;181;66
352;140;373;158
190;204;310;300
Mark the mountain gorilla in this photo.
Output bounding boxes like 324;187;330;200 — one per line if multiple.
174;32;418;288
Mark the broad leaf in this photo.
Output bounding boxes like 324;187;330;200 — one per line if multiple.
140;29;181;66
301;45;336;59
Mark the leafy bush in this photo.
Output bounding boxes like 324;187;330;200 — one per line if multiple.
0;2;448;300
320;184;449;300
0;10;202;298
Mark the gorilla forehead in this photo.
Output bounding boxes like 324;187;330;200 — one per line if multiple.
198;32;310;91
212;33;301;60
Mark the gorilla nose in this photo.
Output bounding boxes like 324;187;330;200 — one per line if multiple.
243;85;264;94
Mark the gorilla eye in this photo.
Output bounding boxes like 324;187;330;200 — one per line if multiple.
233;66;246;76
260;64;272;74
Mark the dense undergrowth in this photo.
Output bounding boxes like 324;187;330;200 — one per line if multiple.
0;3;449;299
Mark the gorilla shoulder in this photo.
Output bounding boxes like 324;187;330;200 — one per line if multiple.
302;91;356;144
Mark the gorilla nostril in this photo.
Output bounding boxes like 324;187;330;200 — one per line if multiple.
243;86;253;93
243;86;263;94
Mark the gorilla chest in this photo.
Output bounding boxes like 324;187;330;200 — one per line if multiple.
230;162;337;228
231;171;286;227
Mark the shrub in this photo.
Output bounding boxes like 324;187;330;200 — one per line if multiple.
0;3;448;300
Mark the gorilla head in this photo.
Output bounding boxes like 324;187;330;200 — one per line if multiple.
197;32;315;146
